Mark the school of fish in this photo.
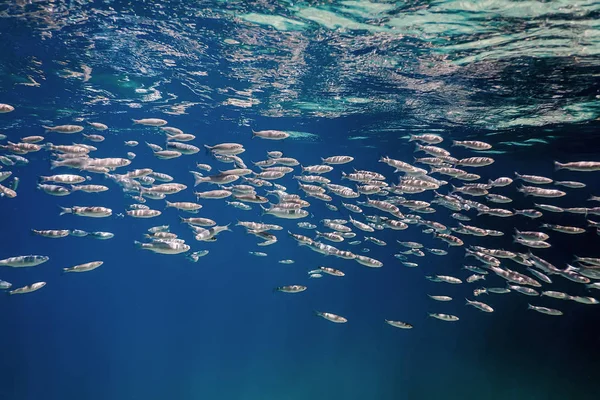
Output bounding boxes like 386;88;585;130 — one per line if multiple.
1;103;600;327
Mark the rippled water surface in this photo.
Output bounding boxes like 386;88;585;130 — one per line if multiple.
1;1;599;400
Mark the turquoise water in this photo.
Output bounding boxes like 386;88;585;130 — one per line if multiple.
1;1;600;399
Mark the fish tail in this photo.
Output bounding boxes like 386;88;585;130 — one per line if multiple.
313;310;322;318
50;160;60;169
131;119;139;124
251;130;256;139
41;125;54;131
193;175;205;187
554;161;563;171
59;206;71;216
527;304;533;310
451;140;458;147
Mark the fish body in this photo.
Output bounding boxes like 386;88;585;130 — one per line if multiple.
385;320;413;329
9;282;46;295
428;313;459;322
63;261;103;273
315;311;347;323
528;304;563;316
0;255;49;267
274;285;306;293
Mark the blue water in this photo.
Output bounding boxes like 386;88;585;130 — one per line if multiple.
1;1;600;399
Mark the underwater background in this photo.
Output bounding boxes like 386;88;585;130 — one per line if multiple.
1;1;600;399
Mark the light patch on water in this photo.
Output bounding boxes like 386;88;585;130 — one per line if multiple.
239;13;307;31
523;138;550;144
348;136;368;140
337;0;396;20
285;131;320;141
224;98;259;108
498;141;534;147
294;101;344;113
344;97;372;104
496;102;599;128
295;7;387;32
474;150;507;154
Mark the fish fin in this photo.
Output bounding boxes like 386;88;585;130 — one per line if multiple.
554;161;562;171
59;206;71;216
41;125;54;131
527;304;533;310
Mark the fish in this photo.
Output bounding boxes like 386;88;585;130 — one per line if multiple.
127;209;161;218
249;252;268;257
135;240;190;254
274;285;307;293
527;304;563;316
428;313;459;322
322;155;354;165
0;103;15;113
385;320;413;329
0;255;50;267
59;206;111;218
465;299;494;312
0;279;12;290
31;229;70;238
63;261;103;273
554;161;600;172
514;172;553;184
314;311;347;324
87;122;108;130
428;295;452;302
252;129;289;140
42;124;84;133
518;186;566;198
409;134;443;144
541;224;586;234
9;282;46;295
132;118;168;126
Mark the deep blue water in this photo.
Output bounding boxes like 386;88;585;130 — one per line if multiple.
1;1;600;399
